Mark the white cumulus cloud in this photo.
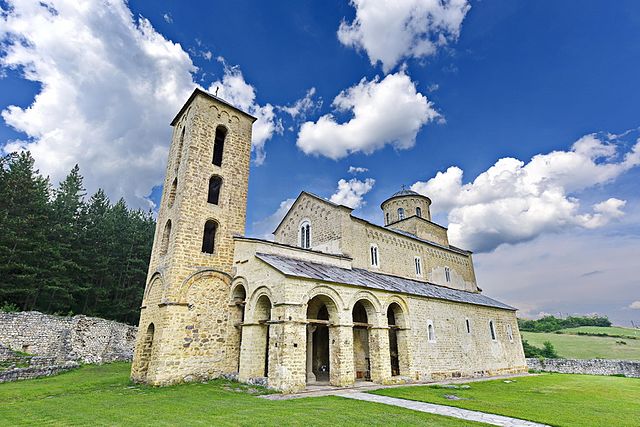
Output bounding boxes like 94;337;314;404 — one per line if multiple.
0;1;280;207
348;166;368;174
250;198;296;240
411;133;640;252
330;177;375;209
279;87;322;120
208;59;282;165
297;71;439;159
0;0;196;208
629;301;640;310
338;0;471;72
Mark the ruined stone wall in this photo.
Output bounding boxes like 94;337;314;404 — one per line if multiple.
0;311;136;364
526;358;640;378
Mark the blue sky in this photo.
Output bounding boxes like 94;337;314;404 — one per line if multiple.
1;0;639;325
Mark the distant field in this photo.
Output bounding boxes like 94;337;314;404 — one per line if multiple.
558;326;640;339
522;331;640;360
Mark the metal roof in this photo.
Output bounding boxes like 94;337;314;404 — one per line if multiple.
255;252;516;311
391;189;420;197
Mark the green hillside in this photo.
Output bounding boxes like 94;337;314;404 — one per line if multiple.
557;326;640;339
522;330;640;360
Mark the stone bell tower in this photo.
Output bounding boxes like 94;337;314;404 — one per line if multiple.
131;88;256;385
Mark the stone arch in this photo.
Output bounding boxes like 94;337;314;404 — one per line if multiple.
230;277;248;303
136;322;155;381
383;296;410;329
245;286;273;323
348;292;382;324
306;293;340;384
305;285;345;316
144;273;164;306
386;301;410;377
176;269;232;305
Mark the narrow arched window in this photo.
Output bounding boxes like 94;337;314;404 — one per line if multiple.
414;256;422;276
212;126;227;167
160;220;171;256
416;207;422;218
202;220;217;254
167;178;177;208
370;244;379;267
207;176;222;205
175;127;185;171
445;267;451;283
385;212;390;225
466;318;471;334
507;324;513;342
397;207;405;220
489;320;497;341
300;221;311;249
427;320;436;342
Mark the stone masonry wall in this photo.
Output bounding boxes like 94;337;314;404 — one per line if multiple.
526;358;640;378
0;311;137;364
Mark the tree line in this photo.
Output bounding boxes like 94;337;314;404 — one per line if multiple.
0;151;155;324
518;315;611;333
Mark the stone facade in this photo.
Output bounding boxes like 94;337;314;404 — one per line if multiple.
526;358;640;378
0;311;136;364
131;89;255;385
131;89;527;392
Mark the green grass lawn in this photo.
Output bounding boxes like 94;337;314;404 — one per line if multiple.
0;363;485;427
557;326;640;339
522;331;640;360
372;373;640;427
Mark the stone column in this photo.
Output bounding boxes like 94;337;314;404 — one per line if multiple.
238;323;266;382
329;325;354;387
368;326;392;383
306;325;317;382
396;328;412;376
267;318;307;393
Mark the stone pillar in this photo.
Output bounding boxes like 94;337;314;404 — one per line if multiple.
267;319;307;393
329;325;354;387
238;323;266;382
306;325;317;382
368;326;392;383
396;328;412;376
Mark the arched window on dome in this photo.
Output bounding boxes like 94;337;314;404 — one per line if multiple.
385;212;390;225
416;206;422;218
397;207;405;220
300;221;311;249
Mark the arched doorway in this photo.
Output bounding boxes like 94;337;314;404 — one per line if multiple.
254;295;272;377
139;323;155;380
306;295;337;383
387;302;408;376
352;300;373;381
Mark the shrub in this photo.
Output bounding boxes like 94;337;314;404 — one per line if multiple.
522;339;559;358
0;302;20;313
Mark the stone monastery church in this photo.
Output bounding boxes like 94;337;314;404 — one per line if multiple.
131;89;527;392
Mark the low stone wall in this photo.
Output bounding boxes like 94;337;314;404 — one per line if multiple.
0;361;80;383
526;358;640;378
0;311;137;364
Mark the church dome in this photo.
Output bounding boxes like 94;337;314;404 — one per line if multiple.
390;189;420;198
380;187;432;224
